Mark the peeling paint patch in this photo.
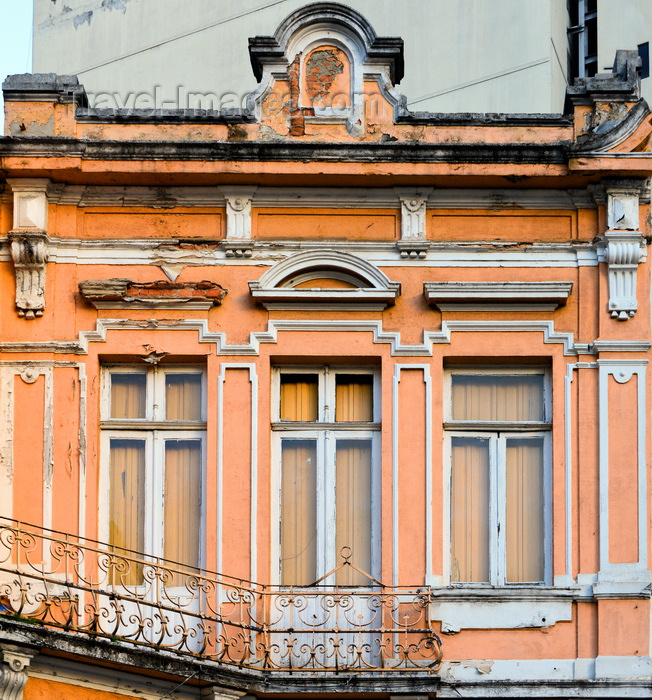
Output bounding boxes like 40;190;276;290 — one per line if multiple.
73;11;93;28
9;115;54;138
101;0;132;13
227;124;248;141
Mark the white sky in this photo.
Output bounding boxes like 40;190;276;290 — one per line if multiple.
0;0;34;132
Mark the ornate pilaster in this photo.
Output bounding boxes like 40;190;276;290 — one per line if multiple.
219;186;258;257
602;180;648;320
0;647;35;700
395;188;432;259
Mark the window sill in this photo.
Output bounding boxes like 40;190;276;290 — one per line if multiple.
431;586;575;634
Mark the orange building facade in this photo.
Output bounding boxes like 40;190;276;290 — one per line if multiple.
1;4;652;698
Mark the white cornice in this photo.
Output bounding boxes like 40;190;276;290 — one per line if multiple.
41;186;590;211
428;189;582;210
47;185;223;208
424;281;574;309
0;238;600;268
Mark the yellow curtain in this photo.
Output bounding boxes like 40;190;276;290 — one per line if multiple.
452;375;544;422
280;376;318;421
109;439;145;584
450;438;490;582
166;374;202;420
164;441;201;583
335;439;372;585
281;440;317;585
335;376;373;422
506;438;544;582
111;374;146;419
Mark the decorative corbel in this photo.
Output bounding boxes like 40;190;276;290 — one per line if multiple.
9;231;49;319
395;188;432;259
219;186;258;257
0;647;36;700
603;180;648;320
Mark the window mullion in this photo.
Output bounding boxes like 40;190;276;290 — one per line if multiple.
322;367;332;423
321;430;336;578
145;431;160;560
493;434;506;586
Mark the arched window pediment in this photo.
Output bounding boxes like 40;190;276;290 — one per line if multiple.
248;250;400;309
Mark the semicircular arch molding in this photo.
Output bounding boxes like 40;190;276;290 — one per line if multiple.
248;250;401;309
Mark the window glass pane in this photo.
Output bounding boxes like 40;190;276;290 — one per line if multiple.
164;440;201;580
451;374;544;422
335;375;373;422
506;438;544;583
335;439;373;585
451;437;490;583
109;439;145;584
281;439;317;585
280;374;318;422
110;374;146;419
166;374;202;421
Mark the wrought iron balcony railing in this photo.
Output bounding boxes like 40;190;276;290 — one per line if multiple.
0;519;442;674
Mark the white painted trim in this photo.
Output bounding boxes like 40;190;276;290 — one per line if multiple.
435;303;560;312
391;366;399;587
592;340;651;353
0;362;88;551
250;249;400;291
0;237;601;268
562;363;600;583
391;365;433;588
216;364;258;582
44;185;586;211
428;188;585;210
433;597;573;633
597;360;649;582
0;318;594;359
564;364;574;582
42;367;54;534
424;281;573;308
439;655;652;683
0;368;15;520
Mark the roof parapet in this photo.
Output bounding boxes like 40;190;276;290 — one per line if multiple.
2;73;88;108
566;50;642;111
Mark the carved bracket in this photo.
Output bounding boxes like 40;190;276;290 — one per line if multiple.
8;230;49;319
603;180;648;320
0;647;35;700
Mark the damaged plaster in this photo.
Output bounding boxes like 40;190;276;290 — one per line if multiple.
73;10;92;28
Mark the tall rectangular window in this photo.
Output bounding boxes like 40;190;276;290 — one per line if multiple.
102;366;205;584
274;367;379;587
446;368;550;585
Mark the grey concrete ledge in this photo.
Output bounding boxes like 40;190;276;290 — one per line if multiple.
0;137;571;164
0;617;441;696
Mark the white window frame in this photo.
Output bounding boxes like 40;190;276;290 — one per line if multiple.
99;365;207;575
443;366;552;587
271;366;381;586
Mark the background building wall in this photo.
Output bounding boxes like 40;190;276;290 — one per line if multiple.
34;0;571;113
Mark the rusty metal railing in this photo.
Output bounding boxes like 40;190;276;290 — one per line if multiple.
0;519;442;673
